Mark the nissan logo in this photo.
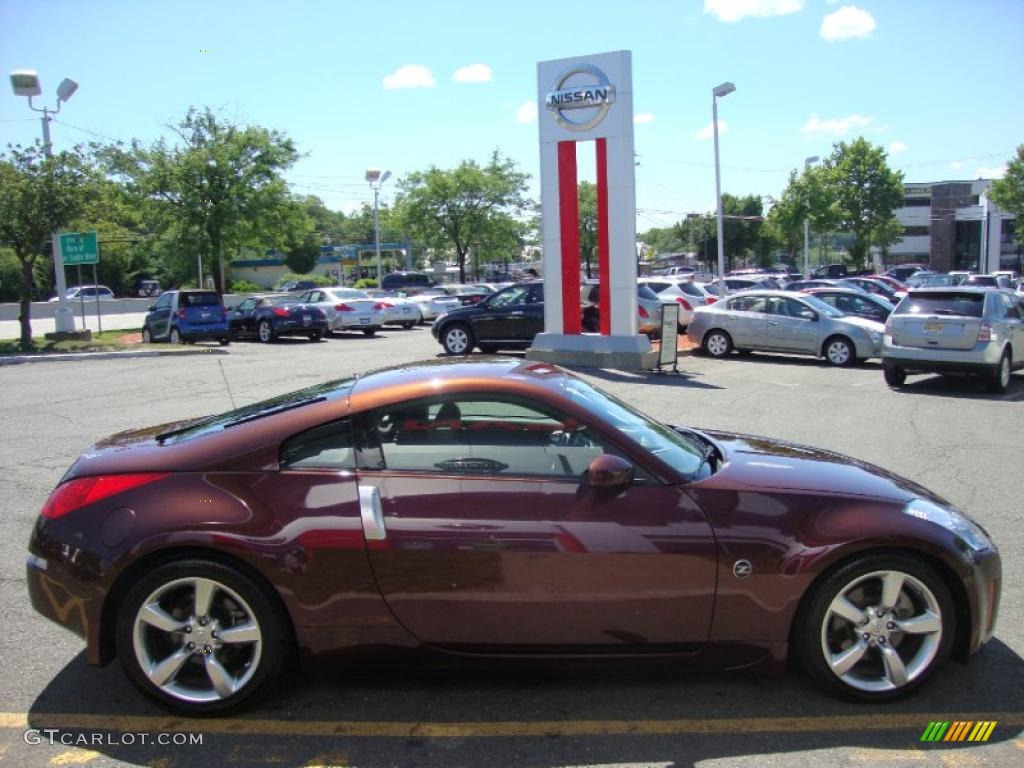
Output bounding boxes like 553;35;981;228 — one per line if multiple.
733;560;752;579
544;63;616;132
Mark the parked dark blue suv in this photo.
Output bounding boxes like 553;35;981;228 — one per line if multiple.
142;290;231;345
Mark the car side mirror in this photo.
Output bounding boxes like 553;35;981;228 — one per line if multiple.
587;454;634;488
800;310;818;321
226;305;236;311
147;305;156;312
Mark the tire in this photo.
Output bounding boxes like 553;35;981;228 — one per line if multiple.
479;344;498;354
986;351;1011;394
116;559;288;714
142;326;153;344
257;321;275;343
218;338;231;347
402;322;416;330
362;327;378;337
169;327;182;345
442;323;473;355
883;365;906;388
308;331;322;342
796;554;954;702
702;329;733;358
824;336;855;367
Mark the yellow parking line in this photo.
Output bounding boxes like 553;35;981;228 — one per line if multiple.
49;750;101;766
0;711;1021;739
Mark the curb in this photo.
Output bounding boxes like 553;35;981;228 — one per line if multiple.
0;348;230;366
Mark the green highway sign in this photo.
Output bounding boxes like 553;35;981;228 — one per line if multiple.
60;231;99;265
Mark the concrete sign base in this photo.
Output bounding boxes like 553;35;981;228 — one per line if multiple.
526;332;657;372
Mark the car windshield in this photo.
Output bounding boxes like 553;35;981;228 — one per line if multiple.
329;289;369;299
158;378;355;444
896;292;985;317
562;378;704;477
798;294;846;318
637;286;660;301
965;276;997;287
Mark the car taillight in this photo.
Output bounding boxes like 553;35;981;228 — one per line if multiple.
373;302;391;310
272;307;289;317
705;297;717;304
177;308;186;320
978;322;994;342
638;306;650;319
335;303;354;312
675;297;692;311
41;473;168;519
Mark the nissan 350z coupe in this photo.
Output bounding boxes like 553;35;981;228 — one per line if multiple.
27;359;1000;713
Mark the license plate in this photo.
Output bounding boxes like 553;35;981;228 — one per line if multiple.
360;317;370;325
923;322;942;333
200;312;212;320
303;315;311;326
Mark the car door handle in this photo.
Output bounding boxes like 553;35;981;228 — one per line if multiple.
768;321;779;326
358;485;386;541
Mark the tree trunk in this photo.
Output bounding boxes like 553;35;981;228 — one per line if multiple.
18;258;35;349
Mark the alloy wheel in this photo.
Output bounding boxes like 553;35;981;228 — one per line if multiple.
132;577;263;704
258;321;273;343
820;569;943;694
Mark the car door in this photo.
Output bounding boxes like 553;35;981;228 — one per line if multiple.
472;284;533;341
149;292;173;338
353;395;716;650
723;295;768;349
765;297;821;353
230;298;257;336
997;294;1023;366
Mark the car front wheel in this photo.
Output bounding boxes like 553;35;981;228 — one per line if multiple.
116;559;288;714
702;330;732;358
142;326;153;344
257;321;275;343
824;336;855;367
797;554;953;702
442;323;473;355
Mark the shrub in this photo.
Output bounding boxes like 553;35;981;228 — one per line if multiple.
274;272;334;289
353;278;378;289
229;280;263;294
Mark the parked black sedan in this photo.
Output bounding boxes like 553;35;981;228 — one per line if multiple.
432;281;544;354
227;294;329;343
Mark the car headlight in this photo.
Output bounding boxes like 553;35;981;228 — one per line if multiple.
902;498;995;553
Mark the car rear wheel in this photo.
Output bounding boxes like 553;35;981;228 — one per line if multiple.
797;554;953;702
986;351;1011;394
884;365;907;387
402;322;416;330
308;331;322;342
362;327;377;337
442;323;473;355
824;336;855;367
478;344;498;354
257;321;275;343
169;327;182;345
702;330;732;358
218;338;231;347
142;326;153;344
116;559;288;714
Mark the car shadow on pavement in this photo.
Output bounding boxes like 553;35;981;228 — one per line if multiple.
25;638;1023;767
576;366;723;391
705;352;883;370
889;373;1024;401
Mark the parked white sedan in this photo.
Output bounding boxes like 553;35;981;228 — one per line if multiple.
295;287;384;336
365;290;424;328
406;288;462;321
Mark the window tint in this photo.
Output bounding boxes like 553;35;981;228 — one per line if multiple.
895;292;985;318
238;298;256;311
489;285;531;308
280;419;354;470
367;397;607;478
181;292;221;306
155;293;172;309
638;286;660;301
679;282;703;297
727;295;767;313
1003;296;1021;319
646;282;670;293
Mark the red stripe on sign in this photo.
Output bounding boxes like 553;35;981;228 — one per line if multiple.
558;141;582;334
596;138;611;335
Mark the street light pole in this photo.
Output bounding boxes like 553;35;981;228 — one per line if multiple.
10;70;79;332
365;169;391;286
712;82;735;295
803;155;819;279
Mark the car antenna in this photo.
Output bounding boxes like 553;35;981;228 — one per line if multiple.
218;359;237;410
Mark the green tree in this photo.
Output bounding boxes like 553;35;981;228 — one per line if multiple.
988;145;1024;243
99;106;302;293
285;232;321;275
0;142;98;347
821;137;904;266
578;181;598;278
395;151;531;283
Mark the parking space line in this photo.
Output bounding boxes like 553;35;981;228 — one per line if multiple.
849;747;928;761
1;712;1021;739
49;750;101;765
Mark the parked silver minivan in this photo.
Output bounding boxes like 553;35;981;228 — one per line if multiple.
882;287;1023;393
686;290;885;366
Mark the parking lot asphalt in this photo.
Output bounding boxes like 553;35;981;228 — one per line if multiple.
1;325;1022;767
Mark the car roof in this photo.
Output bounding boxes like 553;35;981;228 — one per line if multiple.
907;286;992;294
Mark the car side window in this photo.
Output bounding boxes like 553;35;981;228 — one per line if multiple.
280;419;354;470
999;294;1020;319
238;298;256;312
728;296;767;313
361;397;609;479
154;294;172;310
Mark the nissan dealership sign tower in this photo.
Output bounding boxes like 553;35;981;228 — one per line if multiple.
526;50;656;371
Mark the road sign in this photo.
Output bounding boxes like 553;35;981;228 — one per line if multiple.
60;232;99;265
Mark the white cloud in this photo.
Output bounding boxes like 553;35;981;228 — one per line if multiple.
704;0;804;23
382;65;436;90
695;120;728;140
801;113;874;137
949;160;965;170
516;100;538;124
821;5;877;41
452;64;492;84
634;113;656;124
975;165;1007;179
888;141;908;154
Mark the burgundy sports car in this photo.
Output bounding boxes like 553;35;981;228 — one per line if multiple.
27;359;1000;713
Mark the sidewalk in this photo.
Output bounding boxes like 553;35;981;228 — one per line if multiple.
0;312;146;339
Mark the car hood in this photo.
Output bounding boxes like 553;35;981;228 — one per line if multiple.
695;428;944;505
837;315;885;333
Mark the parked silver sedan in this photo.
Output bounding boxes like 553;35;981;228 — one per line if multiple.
882;287;1023;393
686;290;885;366
295;287;383;336
364;290;424;328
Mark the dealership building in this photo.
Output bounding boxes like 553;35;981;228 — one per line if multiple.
887;179;1018;273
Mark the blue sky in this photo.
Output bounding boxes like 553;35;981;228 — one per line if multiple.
2;0;1022;233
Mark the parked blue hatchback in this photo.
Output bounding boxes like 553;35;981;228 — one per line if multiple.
142;290;232;345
